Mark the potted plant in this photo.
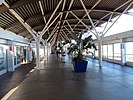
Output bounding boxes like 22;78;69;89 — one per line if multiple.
68;32;97;72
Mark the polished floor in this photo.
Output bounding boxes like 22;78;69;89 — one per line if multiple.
4;55;133;100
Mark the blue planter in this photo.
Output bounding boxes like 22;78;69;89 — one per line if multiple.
73;61;88;72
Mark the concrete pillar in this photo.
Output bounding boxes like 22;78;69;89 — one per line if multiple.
120;39;126;65
7;40;14;72
35;37;41;70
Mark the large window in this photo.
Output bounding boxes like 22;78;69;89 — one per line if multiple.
114;43;121;60
126;42;133;62
102;45;108;59
108;44;113;59
0;44;7;69
14;46;21;65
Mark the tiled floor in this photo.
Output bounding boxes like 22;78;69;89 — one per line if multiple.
2;54;133;100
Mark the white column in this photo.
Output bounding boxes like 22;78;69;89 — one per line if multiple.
25;47;28;63
44;45;45;57
98;40;102;67
121;39;126;65
35;37;41;70
43;43;46;61
47;43;49;57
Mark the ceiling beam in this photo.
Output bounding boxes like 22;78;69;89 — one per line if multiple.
3;1;38;39
73;0;102;35
55;0;67;44
26;16;109;26
61;30;70;41
46;24;87;32
80;0;98;34
63;26;71;34
49;33;57;43
66;20;74;32
41;0;63;36
70;11;90;30
61;0;75;31
38;0;47;23
94;0;133;28
102;1;133;37
18;8;127;24
50;35;57;47
46;22;59;42
62;28;84;31
40;13;61;37
59;31;66;40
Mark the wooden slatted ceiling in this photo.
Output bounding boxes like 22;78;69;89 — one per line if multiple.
0;0;132;40
96;0;127;11
14;2;41;20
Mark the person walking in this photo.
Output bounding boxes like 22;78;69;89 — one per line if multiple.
56;50;59;58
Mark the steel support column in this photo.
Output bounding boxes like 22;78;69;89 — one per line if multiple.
98;39;102;67
120;39;126;65
35;36;41;69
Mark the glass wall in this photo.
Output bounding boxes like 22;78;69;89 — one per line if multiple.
114;43;121;60
0;44;7;70
108;44;113;59
14;46;21;65
126;42;133;62
102;45;108;59
16;46;21;64
89;40;133;66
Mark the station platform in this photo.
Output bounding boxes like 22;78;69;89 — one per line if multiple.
1;54;133;100
0;60;35;99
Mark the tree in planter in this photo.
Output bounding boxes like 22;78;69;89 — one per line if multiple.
68;32;97;61
68;32;97;72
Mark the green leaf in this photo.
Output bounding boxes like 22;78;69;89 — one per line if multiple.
84;35;92;42
78;33;82;44
71;32;79;43
92;43;97;50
